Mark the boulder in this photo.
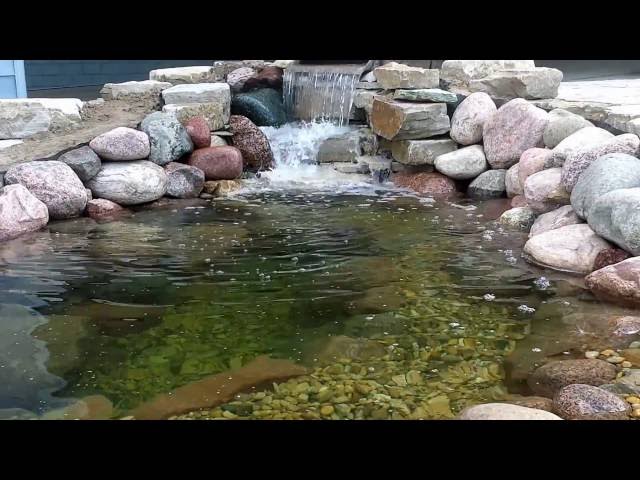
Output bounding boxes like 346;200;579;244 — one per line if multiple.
85;198;128;220
570;153;640;219
228;115;274;171
528;359;617;398
164;162;205;198
585;257;640;308
498;207;536;231
528;205;582;237
546;126;614;168
370;98;450;141
449;92;497;145
518;148;551;186
186;146;243;180
183;116;211;149
243;66;284;91
440;60;536;95
88;127;150;161
0;98;82;139
523;168;570;213
86;161;168;205
511;195;528;208
593;248;632;271
373;62;439;89
434;144;487;180
354;89;384;114
57;146;101;182
522;223;610;274
392;172;458;198
506;395;555;412
458;403;561;420
100;80;172;108
467;169;506;199
140;112;193;166
392;88;457;103
0;184;49;241
161;83;230;116
231;88;287;127
553;384;631;420
226;67;257;93
587;188;640;255
149;66;217;85
561;134;640;192
483;98;549;169
505;163;523;197
391;138;457;166
317;132;361;163
467;67;563;102
543;109;594;149
162;103;227;131
4;161;87;219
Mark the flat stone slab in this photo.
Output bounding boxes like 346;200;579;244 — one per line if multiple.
0;140;23;150
0;98;83;140
149;66;216;84
533;78;640;133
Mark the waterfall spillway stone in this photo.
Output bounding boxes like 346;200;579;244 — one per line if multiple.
283;64;367;126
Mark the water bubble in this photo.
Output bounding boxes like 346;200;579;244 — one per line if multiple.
483;293;496;301
534;276;551;290
518;305;536;313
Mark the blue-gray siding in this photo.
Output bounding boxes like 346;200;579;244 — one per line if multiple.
0;60;27;98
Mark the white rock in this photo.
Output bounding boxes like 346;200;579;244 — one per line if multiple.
373;62;439;89
86;161;168;205
529;205;583;237
100;80;172;105
0;98;82;139
161;83;230;108
434;145;487;179
450;92;497;145
0;139;23;150
440;60;536;95
149;66;216;85
458;403;561;420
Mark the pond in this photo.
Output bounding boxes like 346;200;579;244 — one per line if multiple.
0;123;634;420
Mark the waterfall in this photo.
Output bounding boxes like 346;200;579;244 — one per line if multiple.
283;65;362;126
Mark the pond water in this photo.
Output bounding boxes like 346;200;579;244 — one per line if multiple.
0;123;633;420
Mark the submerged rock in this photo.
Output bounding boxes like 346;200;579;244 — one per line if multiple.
4;161;88;220
528;359;617;398
458;403;561;420
130;356;309;420
0;184;49;242
392;172;458;198
85;198;129;221
499;207;535;231
585;257;640;308
467;169;506;199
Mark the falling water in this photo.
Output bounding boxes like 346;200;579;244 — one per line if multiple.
283;67;360;126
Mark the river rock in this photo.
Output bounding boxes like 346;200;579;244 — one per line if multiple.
85;198;128;220
373;62;439;89
529;205;583;237
202;179;243;196
231;88;287;127
499;207;536;230
392;172;458;198
528;359;617;398
543;109;594;149
587;187;640;255
392;88;457;103
140;112;193;166
226;67;257;93
4;161;87;220
243;66;284;91
434;145;487;180
467;169;506;199
164;162;205;198
0;184;49;241
149;66;216;84
88;127;150;161
370;98;450;141
391;138;457;166
523;168;570;213
483;99;549;169
546;126;614;168
553;384;631;420
505;163;523;197
570;153;640;219
518;148;551;186
511;195;528;208
561;134;640;192
100;80;172;108
184;116;211;149
210;135;227;147
58;146;101;182
467;67;563;102
522;223;611;274
228;115;274;171
593;248;632;271
186;146;243;180
86;161;168;205
458;403;561;420
585;257;640;308
449;92;497;145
